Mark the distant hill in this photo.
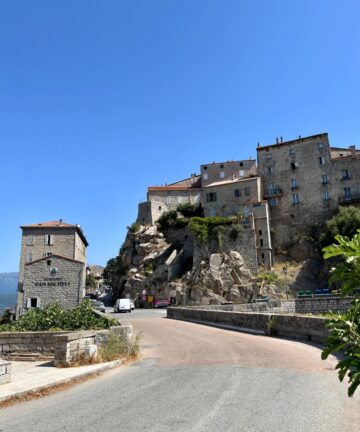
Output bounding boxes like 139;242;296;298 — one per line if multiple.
0;272;18;294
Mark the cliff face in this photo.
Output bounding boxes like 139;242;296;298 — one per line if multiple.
112;224;259;306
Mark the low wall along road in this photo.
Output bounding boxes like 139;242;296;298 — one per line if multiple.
167;307;329;343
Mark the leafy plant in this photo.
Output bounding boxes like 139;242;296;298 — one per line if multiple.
188;216;235;243
156;210;179;232
98;332;142;361
320;206;360;248
321;231;360;396
127;221;141;233
176;203;203;218
0;300;117;332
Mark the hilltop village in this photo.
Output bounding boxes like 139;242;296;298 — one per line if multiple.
14;132;360;311
106;132;360;306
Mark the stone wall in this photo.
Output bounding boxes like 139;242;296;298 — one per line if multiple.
190;297;353;315
0;331;67;355
193;227;259;275
22;256;85;312
167;307;328;343
0;359;11;385
200;160;257;187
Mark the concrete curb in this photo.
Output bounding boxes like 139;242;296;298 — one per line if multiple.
0;359;123;406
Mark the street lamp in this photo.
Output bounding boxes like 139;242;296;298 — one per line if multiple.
283;267;288;299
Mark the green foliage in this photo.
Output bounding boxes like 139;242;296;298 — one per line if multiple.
321;300;360;397
188;216;235;243
257;271;280;284
320;206;360;248
176;203;204;218
98;332;142;361
157;210;180;232
322;231;360;296
103;256;126;290
86;274;97;289
127;222;141;233
0;300;117;332
322;231;360;396
229;224;243;242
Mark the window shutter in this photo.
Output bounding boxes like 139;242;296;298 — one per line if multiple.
26;298;31;308
50;235;54;245
44;235;48;245
37;298;41;308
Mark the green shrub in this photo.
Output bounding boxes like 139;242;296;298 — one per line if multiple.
176;203;204;218
188;216;235;242
320;206;360;248
157;210;179;232
98;332;142;361
0;300;118;332
127;222;141;233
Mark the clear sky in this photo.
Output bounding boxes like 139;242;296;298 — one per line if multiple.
1;0;360;272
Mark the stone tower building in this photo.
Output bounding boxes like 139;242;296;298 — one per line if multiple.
16;220;88;316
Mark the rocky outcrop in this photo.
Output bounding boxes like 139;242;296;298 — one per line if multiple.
111;224;258;306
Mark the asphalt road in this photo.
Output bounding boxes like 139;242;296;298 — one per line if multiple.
0;309;359;432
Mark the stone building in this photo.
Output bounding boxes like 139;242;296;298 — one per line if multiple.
16;220;88;316
257;133;360;250
137;131;360;269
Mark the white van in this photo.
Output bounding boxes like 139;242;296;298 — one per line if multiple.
114;298;131;313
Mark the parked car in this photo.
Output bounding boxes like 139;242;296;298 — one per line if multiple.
90;299;106;313
114;298;131;313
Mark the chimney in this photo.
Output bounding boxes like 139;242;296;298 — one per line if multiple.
276;137;279;144
280;136;283;143
59;219;63;225
350;145;356;157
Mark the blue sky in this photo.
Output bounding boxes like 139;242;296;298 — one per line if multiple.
1;0;360;272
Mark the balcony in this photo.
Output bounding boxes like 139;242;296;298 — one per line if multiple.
339;193;360;205
263;187;282;198
341;175;351;181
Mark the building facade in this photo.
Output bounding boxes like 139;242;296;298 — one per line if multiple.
17;220;88;316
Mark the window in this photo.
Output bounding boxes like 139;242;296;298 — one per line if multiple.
260;239;264;246
239;162;243;167
203;173;208;180
158;206;162;211
269;198;278;206
323;191;330;201
44;234;54;246
206;192;217;202
26;235;34;246
290;178;298;189
220;164;224;169
290;214;295;219
268;166;274;175
261;253;265;260
43;252;52;258
317;142;323;150
239;170;244;177
259;230;262;236
220;171;225;178
341;169;350;179
47;259;52;266
25;251;32;263
265;154;272;160
267;183;274;194
291;162;299;170
292;194;300;204
344;187;351;199
319;157;326;165
322;175;329;184
27;298;39;309
203;166;207;170
289;148;295;156
234;189;241;197
244;187;250;196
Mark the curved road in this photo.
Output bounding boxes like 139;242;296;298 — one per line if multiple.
0;309;359;432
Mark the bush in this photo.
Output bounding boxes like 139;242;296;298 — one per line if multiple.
127;222;141;233
98;332;142;361
176;203;203;218
320;206;360;248
188;216;235;242
157;210;180;232
0;300;118;332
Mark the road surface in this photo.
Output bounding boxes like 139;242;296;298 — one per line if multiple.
0;308;359;432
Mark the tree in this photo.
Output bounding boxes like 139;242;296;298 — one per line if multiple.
322;231;360;396
86;274;97;290
320;206;360;248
